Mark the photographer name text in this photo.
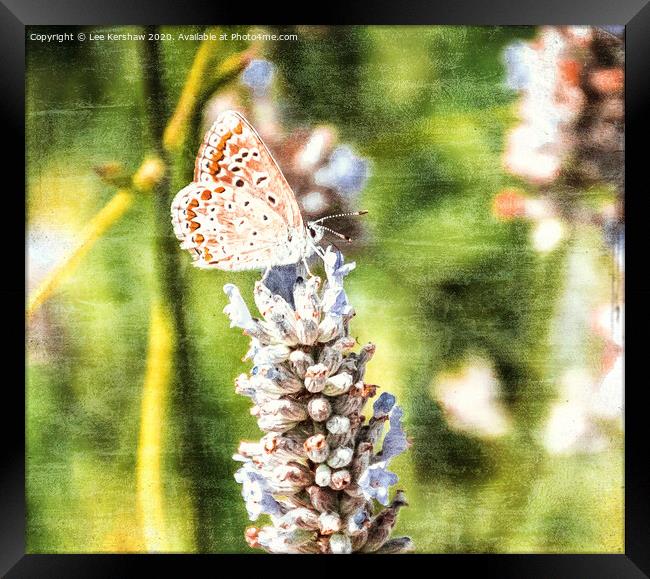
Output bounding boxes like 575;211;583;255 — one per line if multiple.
29;31;298;43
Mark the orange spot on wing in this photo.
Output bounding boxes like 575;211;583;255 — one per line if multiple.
189;221;200;231
194;234;205;244
218;131;232;151
186;209;197;219
188;198;199;208
234;123;243;135
201;190;212;200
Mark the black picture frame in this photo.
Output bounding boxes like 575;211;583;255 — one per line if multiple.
7;0;649;575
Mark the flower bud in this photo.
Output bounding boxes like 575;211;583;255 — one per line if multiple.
250;374;298;398
278;507;320;531
327;430;353;449
257;526;320;554
317;314;344;343
304;434;330;463
326;414;350;435
253;344;291;365
260;399;308;421
235;373;255;399
351;531;368;552
318;511;342;535
356;342;376;380
262;432;307;461
358;415;388;445
245;526;260;549
376;537;415;554
351;441;373;479
253;281;275;318
306;485;338;512
261;294;301;345
360;491;408;552
236;441;262;459
304;364;328;393
333;336;356;352
327;446;354;469
271;463;313;494
339;356;358;375
307;396;332;422
330;469;351;490
323;372;353;396
346;509;371;535
329;533;352;554
318;345;343;375
263;364;304;393
257;413;301;433
294;276;321;323
339;490;367;515
289;349;314;378
315;464;332;487
295;318;319;346
332;393;364;416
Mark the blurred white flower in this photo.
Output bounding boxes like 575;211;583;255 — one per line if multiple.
301;191;328;214
531;217;564;253
543;401;589;455
591;355;623;420
295;127;335;172
543;365;621;455
432;356;510;438
503;126;562;184
592;303;624;347
503;41;536;91
502;27;586;184
27;228;77;293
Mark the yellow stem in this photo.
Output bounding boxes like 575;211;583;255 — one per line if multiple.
163;30;220;153
163;35;255;154
136;301;174;552
26;189;134;319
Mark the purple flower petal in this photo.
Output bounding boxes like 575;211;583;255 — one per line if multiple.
377;406;409;464
241;59;275;96
358;463;399;506
373;392;396;418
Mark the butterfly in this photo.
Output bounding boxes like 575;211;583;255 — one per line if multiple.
171;110;364;276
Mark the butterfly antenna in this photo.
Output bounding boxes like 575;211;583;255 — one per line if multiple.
319;225;352;243
312;210;368;224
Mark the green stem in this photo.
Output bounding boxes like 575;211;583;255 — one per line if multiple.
140;25;213;552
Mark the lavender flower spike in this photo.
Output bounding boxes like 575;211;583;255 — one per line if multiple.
226;246;413;553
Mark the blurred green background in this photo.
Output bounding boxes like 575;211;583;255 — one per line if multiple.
26;25;623;553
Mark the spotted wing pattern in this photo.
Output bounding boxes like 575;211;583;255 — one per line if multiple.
171;111;307;270
194;110;303;229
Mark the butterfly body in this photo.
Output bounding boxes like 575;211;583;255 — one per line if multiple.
171;110;324;272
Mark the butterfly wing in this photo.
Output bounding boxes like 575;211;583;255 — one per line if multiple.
171;111;307;271
194;110;303;230
171;181;305;271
